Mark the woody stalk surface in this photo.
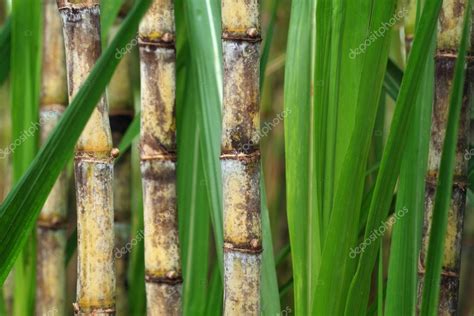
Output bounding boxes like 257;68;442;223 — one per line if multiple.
139;1;182;314
221;0;262;315
36;0;69;314
57;0;116;314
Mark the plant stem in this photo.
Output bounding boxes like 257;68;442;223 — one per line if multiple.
419;0;472;314
57;0;115;314
138;1;182;315
36;0;69;314
221;0;262;314
108;14;133;316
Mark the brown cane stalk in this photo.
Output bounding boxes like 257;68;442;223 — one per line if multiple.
36;0;69;314
418;0;473;314
139;1;182;314
57;0;116;314
221;0;262;314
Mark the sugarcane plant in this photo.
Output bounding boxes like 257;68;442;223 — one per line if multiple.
57;0;116;314
139;1;182;314
419;0;472;314
108;12;134;316
36;0;69;314
221;0;262;314
3;0;474;314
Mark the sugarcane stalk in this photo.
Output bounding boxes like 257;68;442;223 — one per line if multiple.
221;1;262;315
138;1;181;315
57;0;116;314
36;0;69;314
418;0;472;314
108;14;133;316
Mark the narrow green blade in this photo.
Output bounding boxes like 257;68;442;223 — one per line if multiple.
177;0;223;312
205;264;223;315
100;0;123;42
10;1;41;314
384;59;403;101
118;111;139;155
260;170;280;315
385;19;435;316
176;61;211;314
0;17;10;84
182;0;224;276
283;0;318;314
260;0;280;88
420;3;471;314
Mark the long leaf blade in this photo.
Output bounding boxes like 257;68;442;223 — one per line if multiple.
385;9;435;316
420;2;471;314
283;0;318;314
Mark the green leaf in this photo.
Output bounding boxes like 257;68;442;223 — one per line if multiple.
377;242;383;316
385;13;435;316
0;0;152;286
175;58;211;315
182;0;224;276
118;111;139;155
100;0;124;43
420;2;471;314
345;0;445;313
176;0;223;313
260;170;280;315
384;59;403;101
205;265;223;316
0;17;10;84
65;228;77;265
283;1;319;314
10;0;41;314
260;0;280;89
313;1;396;315
275;243;290;267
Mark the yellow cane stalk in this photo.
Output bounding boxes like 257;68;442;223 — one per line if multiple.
36;0;69;314
57;0;116;314
139;1;182;314
221;0;262;315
